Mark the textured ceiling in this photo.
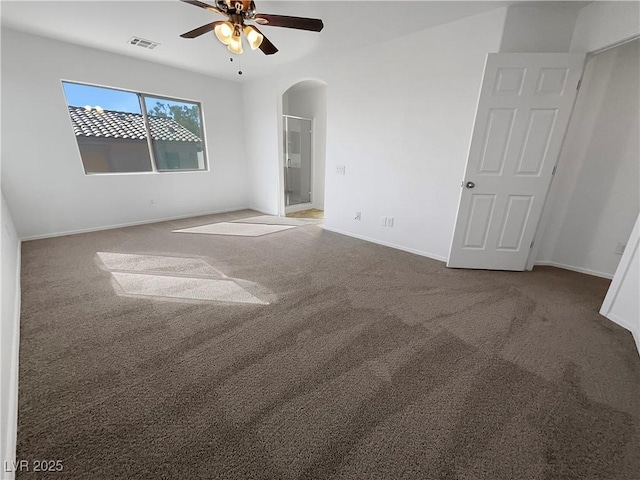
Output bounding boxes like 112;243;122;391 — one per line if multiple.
1;1;587;82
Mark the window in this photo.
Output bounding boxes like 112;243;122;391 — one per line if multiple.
62;82;207;174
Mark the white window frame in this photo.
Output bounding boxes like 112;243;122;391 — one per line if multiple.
61;80;209;175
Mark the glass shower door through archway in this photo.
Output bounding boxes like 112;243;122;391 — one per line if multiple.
284;115;312;207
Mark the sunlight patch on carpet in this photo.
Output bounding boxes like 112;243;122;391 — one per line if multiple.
173;222;296;237
96;252;271;305
97;252;221;276
112;272;268;304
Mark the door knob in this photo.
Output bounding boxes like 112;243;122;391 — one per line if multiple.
465;181;475;189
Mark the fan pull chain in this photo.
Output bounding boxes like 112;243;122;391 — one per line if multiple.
229;57;243;76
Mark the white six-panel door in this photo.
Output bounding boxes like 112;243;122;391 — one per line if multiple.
448;53;585;271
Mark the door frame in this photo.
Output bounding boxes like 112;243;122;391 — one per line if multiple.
526;35;640;271
281;114;315;215
277;78;327;218
600;214;639;343
522;59;586;270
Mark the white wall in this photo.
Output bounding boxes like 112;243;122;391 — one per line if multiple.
1;28;249;239
283;82;327;211
500;2;579;53
244;8;507;260
570;1;640;53
535;38;639;278
0;193;20;480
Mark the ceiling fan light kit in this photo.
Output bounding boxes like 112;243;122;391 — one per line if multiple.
214;21;233;45
179;0;323;56
229;24;244;54
243;25;263;50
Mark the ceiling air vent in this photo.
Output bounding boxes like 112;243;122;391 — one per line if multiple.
128;37;160;50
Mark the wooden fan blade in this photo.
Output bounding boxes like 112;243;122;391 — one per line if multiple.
180;21;222;38
179;0;223;14
251;26;278;55
254;14;324;32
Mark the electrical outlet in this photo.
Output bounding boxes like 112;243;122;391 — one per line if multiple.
380;216;387;226
386;217;394;227
615;242;626;255
149;199;156;207
335;165;346;175
354;212;361;221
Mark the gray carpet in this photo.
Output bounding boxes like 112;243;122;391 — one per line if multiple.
16;209;640;479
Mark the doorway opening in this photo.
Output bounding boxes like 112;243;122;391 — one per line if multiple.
283;114;313;209
281;80;327;220
534;37;639;278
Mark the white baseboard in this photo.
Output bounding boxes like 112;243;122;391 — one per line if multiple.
605;312;635;333
3;243;21;480
322;226;448;263
320;230;614;279
605;313;640;357
20;206;252;241
534;261;613;279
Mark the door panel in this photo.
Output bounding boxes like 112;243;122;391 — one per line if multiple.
284;116;312;207
448;53;584;271
463;194;496;249
496;195;533;250
535;68;569;94
515;109;557;175
478;109;515;174
494;67;526;95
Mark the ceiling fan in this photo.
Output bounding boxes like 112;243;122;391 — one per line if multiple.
179;0;324;55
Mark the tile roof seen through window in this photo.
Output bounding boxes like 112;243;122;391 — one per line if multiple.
68;106;202;142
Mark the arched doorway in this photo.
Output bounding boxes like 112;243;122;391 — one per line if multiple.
280;80;327;218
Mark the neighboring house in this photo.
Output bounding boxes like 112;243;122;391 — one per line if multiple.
67;106;203;173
